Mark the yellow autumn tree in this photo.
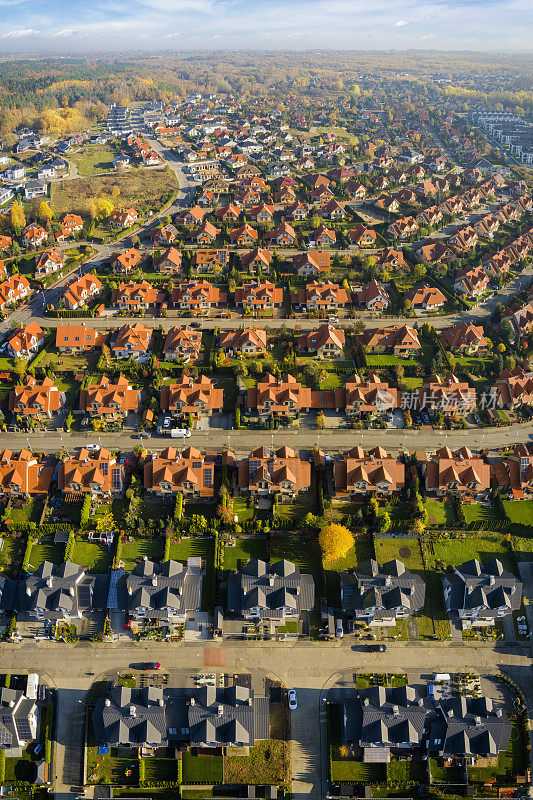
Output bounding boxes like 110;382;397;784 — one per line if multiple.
38;201;53;226
319;524;353;565
89;197;114;221
10;201;25;233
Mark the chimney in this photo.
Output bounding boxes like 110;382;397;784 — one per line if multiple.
129;705;136;717
392;705;399;714
269;576;275;586
190;697;195;706
447;709;454;717
8;700;14;708
475;716;481;726
296;587;300;596
47;576;53;588
69;587;74;596
128;586;133;595
217;704;224;716
26;586;32;596
178;586;183;595
152;576;157;587
158;698;164;707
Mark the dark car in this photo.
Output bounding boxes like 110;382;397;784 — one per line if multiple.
367;644;387;652
189;322;201;329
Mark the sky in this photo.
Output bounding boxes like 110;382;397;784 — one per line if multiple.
0;0;531;53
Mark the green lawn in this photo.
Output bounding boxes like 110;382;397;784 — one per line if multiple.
71;540;113;572
511;536;533;559
69;143;117;176
224;739;289;785
8;498;45;525
28;539;65;569
387;758;427;784
503;500;533;527
373;537;424;571
425;499;456;526
462;503;500;525
467;720;527;785
143;758;177;782
366;354;418;367
429;757;464;784
320;372;342;389
0;536;24;577
270;533;322;586
182;751;223;784
401;376;424;390
169;536;215;611
215;372;237;413
120;538;164;571
276;484;317;521
233;496;255;523
431;532;513;572
223;536;267;572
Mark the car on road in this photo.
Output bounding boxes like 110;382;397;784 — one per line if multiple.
162;417;171;429
144;662;161;670
328;317;339;324
86;443;99;451
335;619;344;638
189;321;201;329
288;689;297;710
367;644;387;652
132;432;150;439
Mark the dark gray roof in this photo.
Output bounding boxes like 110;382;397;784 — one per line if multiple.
15;561;97;620
187;685;269;748
93;686;167;747
0;575;17;613
443;558;522;619
358;685;430;749
340;560;425;619
227;559;314;620
428;696;511;757
0;687;37;751
120;559;202;620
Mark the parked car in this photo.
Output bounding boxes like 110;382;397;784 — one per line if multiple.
288;689;297;710
335;619;344;638
190;321;201;329
144;662;161;670
367;644;387;652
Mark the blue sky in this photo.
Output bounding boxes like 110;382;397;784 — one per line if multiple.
0;0;531;52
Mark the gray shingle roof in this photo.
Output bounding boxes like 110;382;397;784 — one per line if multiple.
187;685;269;748
121;559;202;621
227;559;314;620
340;560;425;620
93;686;167;747
443;558;522;619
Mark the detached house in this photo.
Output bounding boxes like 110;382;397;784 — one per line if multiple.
292;251;331;277
192;220;220;245
227;558;314;624
55;324;106;354
340;559;425;625
494;365;533;409
266;222;297;246
439;322;489;354
63;274;102;310
420;445;490;500
16;561;103;623
359;325;421;356
219;326;267;357
195;249;229;272
355;280;389;311
291;281;351;312
35;248;65;278
344;374;399;416
235;281;283;311
406;283;446;313
22;223;47;248
144;446;216;500
334;446;405;498
312;224;336;247
230;223;258;246
247;373;313;419
157;247;182;274
10;376;65;421
418;374;476;414
80;375;141;420
172;280;227;312
112;248;143;275
453;266;489;298
59;446;125;495
163;325;202;362
160;372;223;422
111;322;153;359
109;208;138;229
0;449;54;498
348;225;377;248
112;280;164;312
297;323;345;358
6;322;44;359
240;248;272;275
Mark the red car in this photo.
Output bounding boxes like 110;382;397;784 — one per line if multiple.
144;662;161;670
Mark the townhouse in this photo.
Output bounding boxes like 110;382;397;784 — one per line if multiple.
55;324;107;354
453;265;490;298
235;281;283;311
344;374;399;416
340;559;425;625
111;280;165;312
291;281;351;313
80;374;141;420
10;376;65;421
144;446;217;499
63;274;102;310
334;445;405;498
219;326;267;357
237;445;312;503
419;445;490;500
172;280;227;313
5;322;44;359
160;372;223;421
494;365;533;409
227;558;314;624
297;323;345;358
444;559;522;628
111;322;153;359
58;446;125;495
162;325;202;362
387;216;419;240
418;373;476;415
0;448;55;497
292;251;331;277
449;225;478;253
359;324;421;356
246;374;313;419
120;558;203;625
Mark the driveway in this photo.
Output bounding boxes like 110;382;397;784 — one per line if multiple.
290;688;322;799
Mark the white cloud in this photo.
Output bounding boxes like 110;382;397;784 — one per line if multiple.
421;33;436;39
52;28;77;37
163;32;180;38
0;27;39;37
394;19;407;26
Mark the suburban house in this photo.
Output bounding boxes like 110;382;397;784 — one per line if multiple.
266;222;297;246
187;684;269;749
111;280;165;312
93;686;169;748
219;326;267;356
292;251;331;277
240;248;272;275
355;280;390;311
195;249;229;272
112;248;143;275
439;323;489;354
418;373;476;414
312;224;336;247
55;324;107;354
123;558;203;623
297;323;345;358
428;695;512;760
344;374;399;416
9;376;65;420
405;283;447;313
162;325;202;362
0;449;55;497
58;446;125;495
340;559;425;625
419;445;490;500
0;686;38;754
61;275;101;312
35;248;65;278
109;207;138;229
111;323;153;359
348;225;377;248
443;559;522;627
235;281;283;311
246;374;313;418
230;223;258;246
238;446;312;502
291;281;351;312
15;561;105;622
359;325;421;356
490;442;533;498
160;372;223;422
334;446;405;499
495;365;533;409
144;446;216;499
58;213;83;238
0;275;31;310
227;559;315;624
80;375;141;420
157;247;182;274
22;223;48;248
151;224;178;246
172;280;227;313
453;266;490;297
5;322;44;359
